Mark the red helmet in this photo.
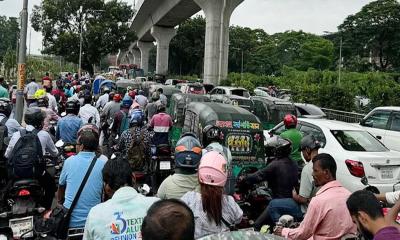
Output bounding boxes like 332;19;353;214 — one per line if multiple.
113;94;122;102
283;114;297;128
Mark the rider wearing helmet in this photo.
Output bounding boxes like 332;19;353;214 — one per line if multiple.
149;101;172;146
56;100;83;143
135;90;148;109
280;114;303;167
5;108;58;210
293;135;321;212
145;92;160;123
157;133;202;200
95;86;111;109
241;136;302;230
181;151;243;239
58;124;107;229
0;98;21;137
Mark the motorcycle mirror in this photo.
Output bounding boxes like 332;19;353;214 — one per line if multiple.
115;135;119;140
55;140;65;148
111;153;117;160
361;176;368;186
141;184;151;195
61;112;66;117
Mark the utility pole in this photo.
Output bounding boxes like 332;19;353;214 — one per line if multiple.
338;37;343;85
78;6;83;78
15;0;28;124
241;49;244;82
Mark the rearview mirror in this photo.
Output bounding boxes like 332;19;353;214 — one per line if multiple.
55;140;64;148
61;112;66;117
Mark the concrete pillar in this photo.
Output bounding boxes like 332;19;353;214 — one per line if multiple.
137;41;154;75
128;51;135;64
151;26;177;76
194;0;243;85
132;49;141;66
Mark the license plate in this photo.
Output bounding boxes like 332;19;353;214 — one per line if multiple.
381;168;394;179
160;161;171;170
9;216;33;239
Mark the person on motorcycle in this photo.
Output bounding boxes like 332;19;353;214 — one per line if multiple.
44;86;58;113
135;90;148;109
24;77;40;105
64;83;74;98
157;133;202;199
36;96;60;134
117;106;152;170
100;93;121;146
83;158;159;240
51;82;67;114
56;100;83;143
149;102;172;146
274;153;357;239
157;88;167;106
347;190;400;240
240;136;302;230
293;134;321;212
78;94;100;128
280;114;303;167
145;92;160;123
95;86;110;109
202;125;232;164
181;151;243;239
111;96;132;137
5;108;58;210
0;98;21;137
58;124;107;231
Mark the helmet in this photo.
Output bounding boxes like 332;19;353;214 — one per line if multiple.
203;125;222;145
65;100;80;114
0;98;12;117
283;114;297;128
77;124;100;148
300;135;321;151
103;86;111;94
130;109;144;126
175;132;202;169
37;96;49;108
121;96;133;108
151;92;160;101
113;93;122;102
25;108;45;128
34;89;46;99
198;151;228;187
265;136;292;158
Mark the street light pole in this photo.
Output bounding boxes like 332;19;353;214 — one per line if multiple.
241;49;243;82
338;37;343;85
78;6;83;78
15;0;28;124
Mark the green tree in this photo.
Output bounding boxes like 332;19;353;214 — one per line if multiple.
3;47;17;79
0;16;19;62
31;0;136;74
338;0;400;71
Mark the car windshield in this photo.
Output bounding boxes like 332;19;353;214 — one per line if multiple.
331;130;388;152
231;89;250;98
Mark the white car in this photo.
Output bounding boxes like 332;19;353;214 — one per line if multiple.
358;107;400;152
269;118;400;193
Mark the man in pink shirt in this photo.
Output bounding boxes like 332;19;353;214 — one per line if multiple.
149;102;172;146
274;153;357;240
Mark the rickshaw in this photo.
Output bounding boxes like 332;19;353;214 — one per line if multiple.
182;102;265;180
168;93;211;148
115;79;141;95
92;76;106;96
251;96;297;130
93;79;116;99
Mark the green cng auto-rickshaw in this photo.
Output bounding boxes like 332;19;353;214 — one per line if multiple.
168;93;211;148
182;102;265;179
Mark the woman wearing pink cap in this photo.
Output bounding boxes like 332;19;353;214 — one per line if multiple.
181;151;243;239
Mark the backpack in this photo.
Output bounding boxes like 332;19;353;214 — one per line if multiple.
9;129;44;179
119;110;130;135
127;127;146;170
0;117;9;152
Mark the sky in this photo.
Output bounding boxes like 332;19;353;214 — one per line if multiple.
0;0;374;55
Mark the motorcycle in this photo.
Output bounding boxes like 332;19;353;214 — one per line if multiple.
0;179;46;239
55;140;76;159
149;144;174;192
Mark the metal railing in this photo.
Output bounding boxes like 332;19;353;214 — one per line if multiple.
321;108;366;123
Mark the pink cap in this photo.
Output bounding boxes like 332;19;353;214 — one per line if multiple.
198;151;227;187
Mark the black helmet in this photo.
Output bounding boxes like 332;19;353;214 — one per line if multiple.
300;135;321;151
0;98;12;117
265;136;292;158
174;132;202;169
37;96;49;108
25;108;45;129
203;125;222;145
65;100;80;115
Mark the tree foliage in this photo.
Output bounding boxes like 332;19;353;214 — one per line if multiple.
0;16;19;62
31;0;136;74
338;0;400;71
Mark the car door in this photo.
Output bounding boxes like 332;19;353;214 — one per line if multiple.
298;123;327;148
384;111;400;151
360;110;391;143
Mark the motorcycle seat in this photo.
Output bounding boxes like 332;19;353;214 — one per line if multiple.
13;179;40;187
